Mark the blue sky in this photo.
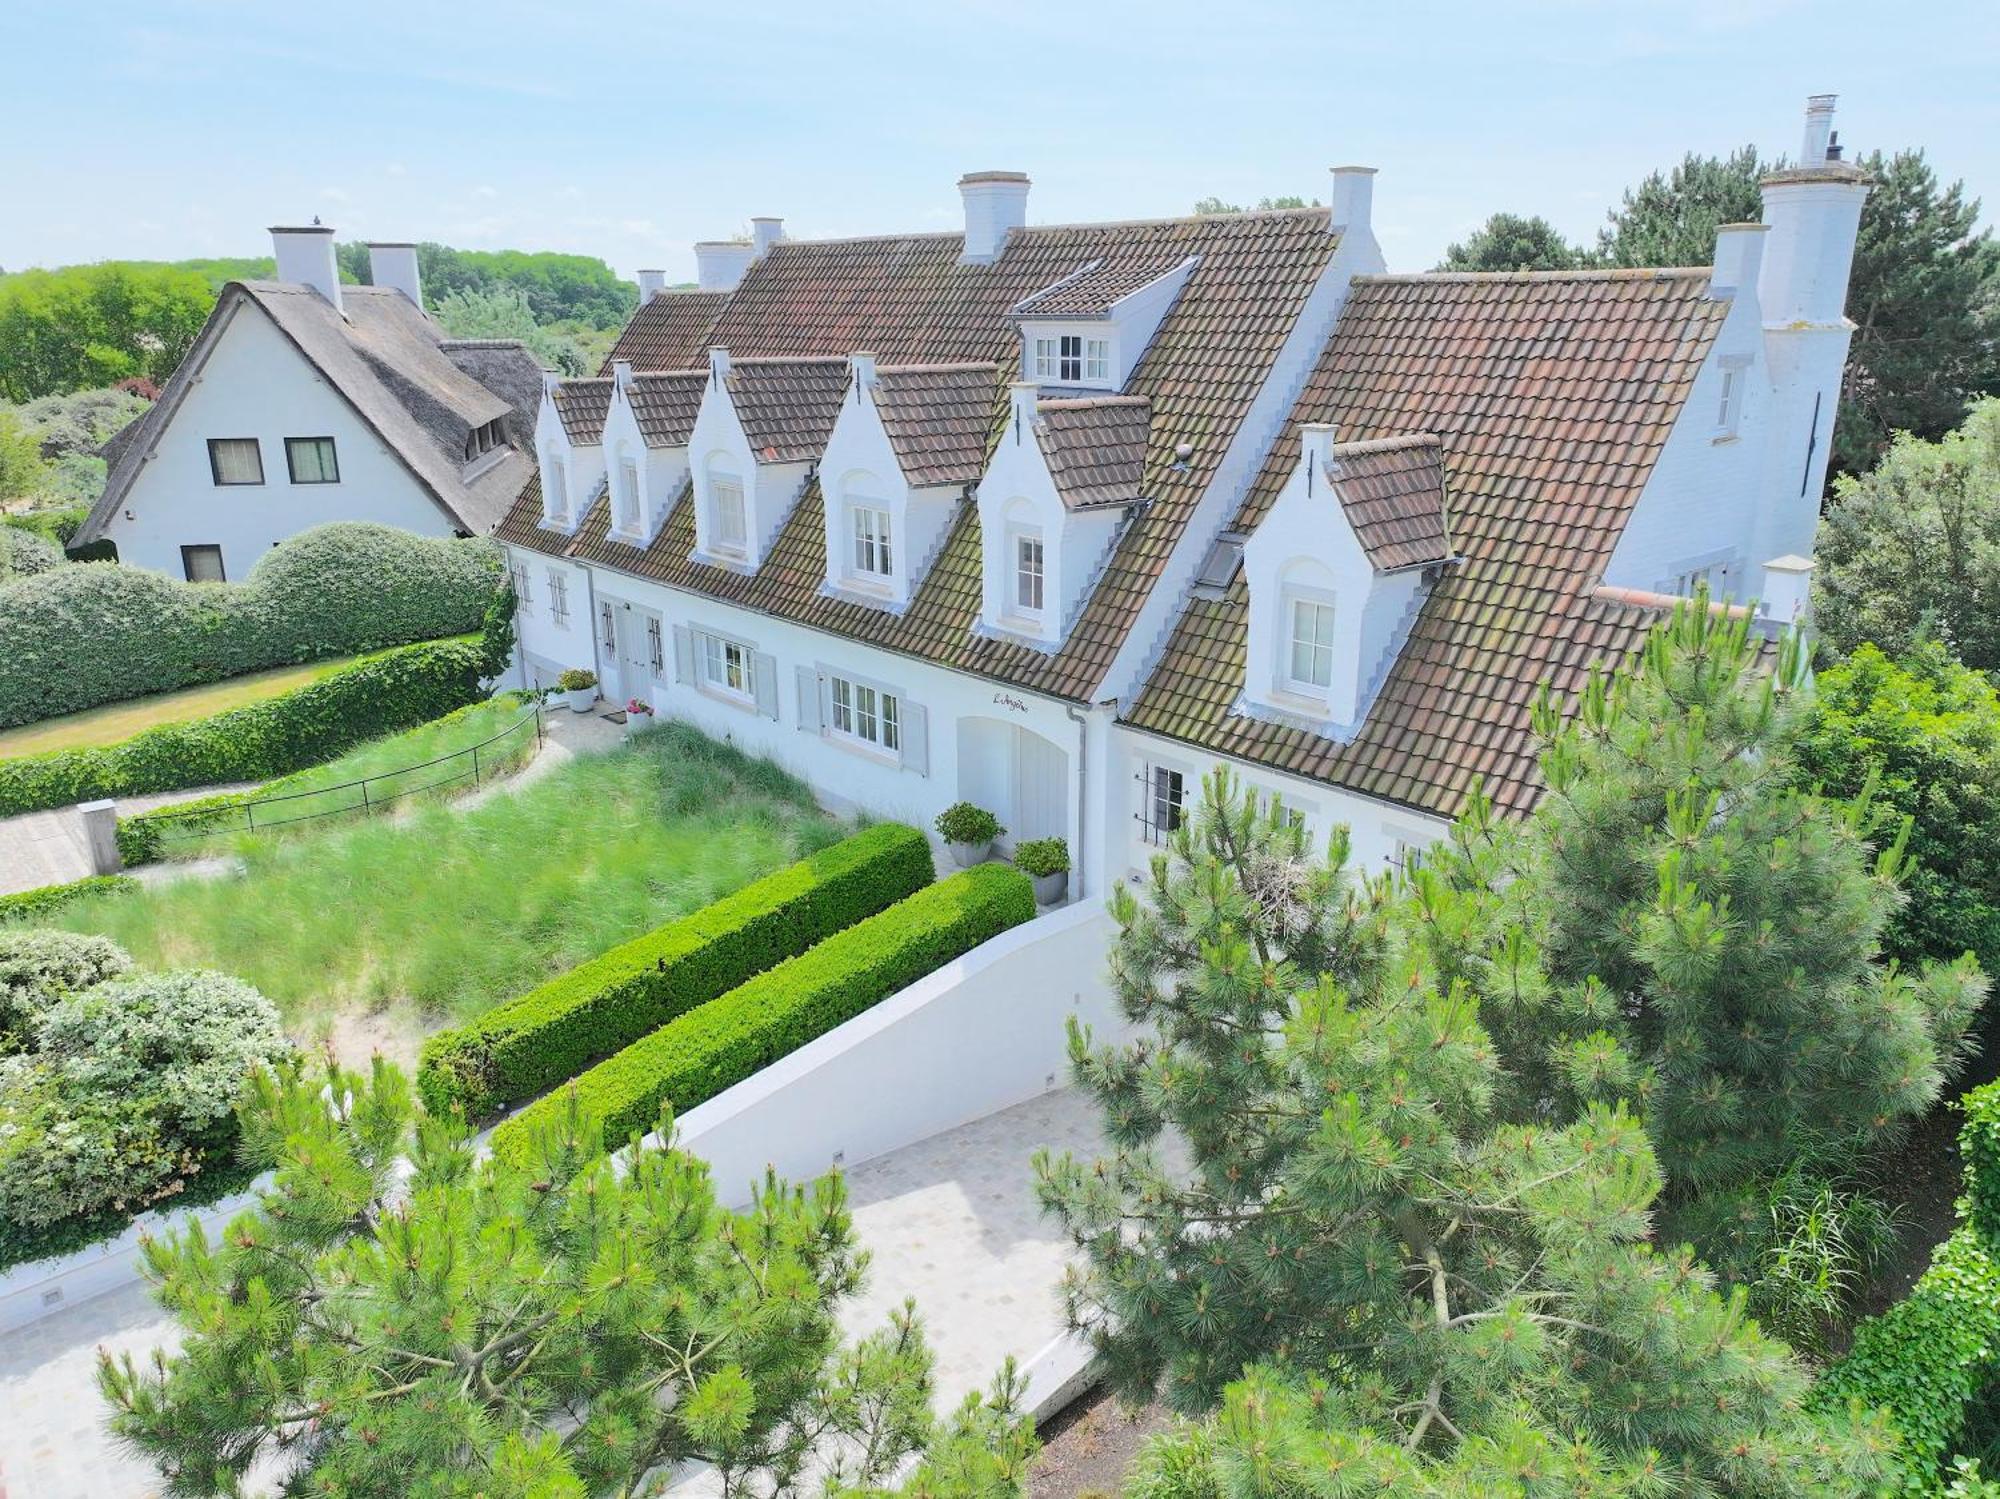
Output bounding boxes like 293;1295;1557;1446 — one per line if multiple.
5;0;1995;280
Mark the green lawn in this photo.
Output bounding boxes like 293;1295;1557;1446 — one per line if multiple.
0;656;362;760
49;723;844;1053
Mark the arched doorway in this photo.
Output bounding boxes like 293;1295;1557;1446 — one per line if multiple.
956;717;1070;849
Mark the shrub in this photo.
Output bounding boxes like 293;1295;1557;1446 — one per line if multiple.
491;861;1035;1163
557;667;597;693
0;930;131;1045
419;822;936;1118
0;873;137;922
935;801;1003;845
0;525;63;581
0;966;290;1235
1014;836;1069;877
0;521;502;729
0;636;489;817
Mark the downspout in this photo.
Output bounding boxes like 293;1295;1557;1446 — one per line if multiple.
581;562;606;692
1065;703;1089;904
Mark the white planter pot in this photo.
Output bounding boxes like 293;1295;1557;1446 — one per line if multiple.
1031;870;1068;905
566;688;595;714
947;839;990;868
623;713;654;738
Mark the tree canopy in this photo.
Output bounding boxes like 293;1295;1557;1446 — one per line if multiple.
1436;213;1584;272
0;262;213;402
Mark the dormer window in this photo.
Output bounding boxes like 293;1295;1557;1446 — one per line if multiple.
1011;522;1045;617
1286;591;1337;695
466;417;507;461
613;452;642;535
849;501;893;580
1032;335;1110;385
541;451;568;525
709;461;747;556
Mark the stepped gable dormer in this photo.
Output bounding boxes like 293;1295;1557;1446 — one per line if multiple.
818;354;1001;610
1240;426;1452;735
1011;254;1197;392
533;373;611;530
687;348;848;573
976;381;1150;648
599;362;707;544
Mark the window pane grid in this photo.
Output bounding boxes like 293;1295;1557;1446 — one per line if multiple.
850;505;892;577
646;618;664;675
1016;534;1044;613
208;438;264;485
713;478;747;551
1288;599;1335;690
827;673;900;751
285;437;339;484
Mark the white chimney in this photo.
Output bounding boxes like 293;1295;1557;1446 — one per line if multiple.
708;346;732;386
694;240;755;293
1801;93;1838;166
270;224;342;314
1760;554;1814;625
750;217;785;260
612;358;635;393
849;350;878;396
1709;222;1769;299
1006;379;1038;443
959;172;1031;265
1299;421;1339;483
1756;95;1870;327
636;269;666;303
1328;167;1376;235
366;242;422;310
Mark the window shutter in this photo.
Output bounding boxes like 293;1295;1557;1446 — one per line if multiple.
795;666;822;733
671;624;695;684
753;652;780;720
900;701;929;777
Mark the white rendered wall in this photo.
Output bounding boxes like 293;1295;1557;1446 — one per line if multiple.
510;548;601;688
103;303;454;578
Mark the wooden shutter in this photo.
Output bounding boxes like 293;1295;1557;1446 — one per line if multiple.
796;666;822;732
671;624;695;684
899;701;929;777
753;652;780;720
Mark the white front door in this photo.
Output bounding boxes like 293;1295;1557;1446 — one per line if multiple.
1009;726;1068;845
613;603;658;708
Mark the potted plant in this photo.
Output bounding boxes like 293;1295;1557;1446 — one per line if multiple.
1015;836;1070;905
934;801;1004;867
623;698;656;737
557;668;597;714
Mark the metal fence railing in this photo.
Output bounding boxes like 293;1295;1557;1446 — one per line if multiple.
129;705;544;847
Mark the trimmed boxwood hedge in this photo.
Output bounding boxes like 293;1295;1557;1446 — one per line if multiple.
418;822;937;1119
0;636;489;817
0;521;502;730
490;861;1035;1165
0;874;138;922
1815;1081;2000;1489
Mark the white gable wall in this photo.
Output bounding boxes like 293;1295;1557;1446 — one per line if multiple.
103;302;454;579
975;400;1123;646
816;377;956;610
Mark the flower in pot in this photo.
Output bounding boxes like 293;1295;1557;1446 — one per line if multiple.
934;801;1004;868
1014;836;1070;905
622;698;656;736
557;668;597;714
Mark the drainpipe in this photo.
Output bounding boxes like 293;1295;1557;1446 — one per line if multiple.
1065;703;1089;904
580;562;606;693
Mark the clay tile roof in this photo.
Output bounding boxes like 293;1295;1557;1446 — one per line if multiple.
626;370;707;448
552;378;612;444
1325;434;1450;570
1010;256;1194;319
1123;268;1730;820
872;362;1005;488
500;207;1342;702
600;290;729;373
1036;396;1151;510
724;356;851;464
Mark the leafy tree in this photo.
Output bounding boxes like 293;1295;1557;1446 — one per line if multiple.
0;263;215;401
1437;213;1584;272
1191;196;1317;215
1815;398;2000;674
1411;597;1986;1272
0;406;45;498
1034;770;1896;1490
100;1059;1031;1497
433;285;588;375
1793;642;2000;982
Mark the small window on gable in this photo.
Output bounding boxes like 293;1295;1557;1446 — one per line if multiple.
616;456;642;534
1032;334;1112;386
1014;531;1045;615
207;438;264;486
1286;594;1336;694
467;417;507;460
543;453;568;521
849;503;893;579
1714;359;1748;439
709;462;747;556
285;437;339;484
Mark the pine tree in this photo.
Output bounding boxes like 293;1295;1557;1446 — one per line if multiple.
99;1058;1031;1498
1596;146;1765;268
1034;770;1895;1491
1437;213;1585;272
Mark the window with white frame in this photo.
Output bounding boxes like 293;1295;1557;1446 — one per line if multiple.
1672;560;1733;599
1138;764;1186;846
599;600;615;653
828;672;901;752
848;503;893;580
710;466;747;555
1714;359;1748;439
699;631;752;698
547;569;569;627
646;617;664;677
544;454;568;521
1013;530;1045;615
1032;334;1111;385
616;457;642;533
1285;594;1337;694
511;562;531;613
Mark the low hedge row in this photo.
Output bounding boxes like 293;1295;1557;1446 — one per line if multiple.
0;637;489;818
1816;1080;2000;1489
490;861;1036;1165
0;522;502;730
418;822;938;1119
0;874;138;922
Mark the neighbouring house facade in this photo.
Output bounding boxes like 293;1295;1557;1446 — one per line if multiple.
497;96;1868;899
76;228;543;581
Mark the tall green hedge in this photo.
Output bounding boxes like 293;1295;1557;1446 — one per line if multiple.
490;862;1035;1165
1817;1081;2000;1489
0;874;138;923
419;822;936;1119
0;522;502;729
0;637;488;817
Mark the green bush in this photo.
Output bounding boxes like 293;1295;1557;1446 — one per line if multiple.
491;861;1035;1164
419;822;937;1119
0;929;131;1045
1817;1082;2000;1489
0;521;502;730
1014;836;1069;877
0;636;488;817
0;873;137;922
935;801;1003;844
0;525;63;582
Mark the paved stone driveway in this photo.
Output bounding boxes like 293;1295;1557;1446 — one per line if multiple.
0;1088;1103;1495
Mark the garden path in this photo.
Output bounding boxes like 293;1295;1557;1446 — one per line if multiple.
0;784;256;897
0;1088;1102;1496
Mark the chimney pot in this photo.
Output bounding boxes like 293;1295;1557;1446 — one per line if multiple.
750;218;784;260
1760;554;1814;625
1328;167;1376;235
1299;421;1339;477
636;269;666;303
365;242;422;311
959;172;1031;265
693;240;755;293
270;224;343;315
1801;94;1838;166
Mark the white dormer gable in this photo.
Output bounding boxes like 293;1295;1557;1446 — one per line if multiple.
601;361;697;547
688;350;761;570
687;348;846;574
534;372;605;532
1012;256;1197;392
602;362;649;543
1241;425;1450;734
975;382;1146;648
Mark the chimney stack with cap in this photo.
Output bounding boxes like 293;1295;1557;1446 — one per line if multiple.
959;172;1030;264
270;223;343;314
